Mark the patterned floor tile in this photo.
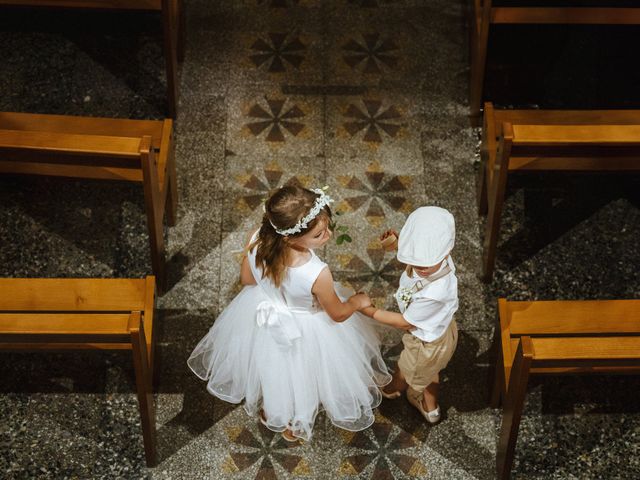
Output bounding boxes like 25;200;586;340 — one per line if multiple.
224;28;324;88
226;85;325;158
221;155;325;232
325;90;421;159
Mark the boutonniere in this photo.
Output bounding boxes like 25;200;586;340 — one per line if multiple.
397;286;414;310
396;280;425;310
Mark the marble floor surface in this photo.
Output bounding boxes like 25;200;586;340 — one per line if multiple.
1;1;639;479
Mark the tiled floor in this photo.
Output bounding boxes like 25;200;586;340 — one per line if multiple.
1;1;640;479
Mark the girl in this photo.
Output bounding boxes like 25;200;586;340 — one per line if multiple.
188;185;391;441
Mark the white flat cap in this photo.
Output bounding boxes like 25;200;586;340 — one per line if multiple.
397;206;455;267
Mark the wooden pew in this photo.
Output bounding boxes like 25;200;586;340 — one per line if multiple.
491;298;640;480
0;0;184;118
0;276;158;466
0;111;177;292
469;1;640;121
478;102;640;281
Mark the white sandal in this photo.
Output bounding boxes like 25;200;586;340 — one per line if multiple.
407;394;441;424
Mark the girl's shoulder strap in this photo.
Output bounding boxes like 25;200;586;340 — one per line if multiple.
303;251;329;284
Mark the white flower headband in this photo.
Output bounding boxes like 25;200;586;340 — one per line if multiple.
269;187;334;236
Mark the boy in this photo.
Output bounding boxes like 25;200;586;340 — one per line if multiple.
361;206;458;423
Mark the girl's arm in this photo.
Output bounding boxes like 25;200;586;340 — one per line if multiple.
240;256;257;285
240;230;259;286
313;267;370;322
361;306;414;330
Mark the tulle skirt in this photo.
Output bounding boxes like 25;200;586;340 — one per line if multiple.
187;284;392;440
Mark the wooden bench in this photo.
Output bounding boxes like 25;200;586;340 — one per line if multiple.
478;102;640;281
0;0;184;118
0;111;177;291
469;1;640;121
491;298;640;479
0;276;158;466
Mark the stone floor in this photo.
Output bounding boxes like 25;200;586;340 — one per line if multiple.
1;1;640;479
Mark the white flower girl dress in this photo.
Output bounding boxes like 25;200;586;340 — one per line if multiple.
188;244;391;440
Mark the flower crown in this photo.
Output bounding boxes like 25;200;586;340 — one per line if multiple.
269;187;334;236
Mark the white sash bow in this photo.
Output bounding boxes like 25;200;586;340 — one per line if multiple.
255;300;302;347
247;235;302;348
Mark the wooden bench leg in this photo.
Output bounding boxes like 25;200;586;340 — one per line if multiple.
496;337;533;480
130;313;157;467
469;0;491;121
166;139;178;227
490;322;504;408
141;139;167;292
146;208;166;294
477;105;490;216
477;150;489;217
177;0;186;63
162;0;179;118
481;125;512;282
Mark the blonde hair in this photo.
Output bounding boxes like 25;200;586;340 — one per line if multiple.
252;185;332;287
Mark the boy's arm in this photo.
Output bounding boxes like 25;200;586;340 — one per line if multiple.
313;268;370;322
361;306;414;330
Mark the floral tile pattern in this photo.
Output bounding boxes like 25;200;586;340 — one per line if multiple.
342;98;405;144
246;96;307;142
341;33;400;75
335;160;414;225
338;413;427;479
222;424;311;479
249;32;307;73
326;92;420;159
226;87;323;157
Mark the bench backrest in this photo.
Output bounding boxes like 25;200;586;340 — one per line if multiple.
0;277;155;347
504;299;640;336
0;112;167;150
0;278;149;312
494;124;640;173
498;298;640;383
516;335;640;370
0;112;172;183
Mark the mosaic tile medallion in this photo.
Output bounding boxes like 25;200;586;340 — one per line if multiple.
327;93;418;159
226;29;323;86
334;159;415;226
338;412;427;479
342;98;403;144
341;32;401;75
249;32;307;73
227;90;323;157
328;29;411;87
221;423;311;479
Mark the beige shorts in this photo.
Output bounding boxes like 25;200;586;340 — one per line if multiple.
397;320;458;392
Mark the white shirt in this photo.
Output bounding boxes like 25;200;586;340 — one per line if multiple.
394;256;459;342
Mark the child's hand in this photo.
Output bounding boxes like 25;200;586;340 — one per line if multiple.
380;229;399;251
